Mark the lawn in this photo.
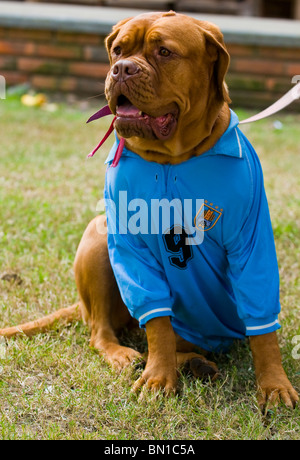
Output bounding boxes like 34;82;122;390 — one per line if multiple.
0;94;299;440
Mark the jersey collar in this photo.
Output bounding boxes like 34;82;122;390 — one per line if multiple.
208;109;245;159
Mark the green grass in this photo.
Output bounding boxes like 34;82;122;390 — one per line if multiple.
0;96;299;440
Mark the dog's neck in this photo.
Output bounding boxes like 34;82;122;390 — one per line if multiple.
123;103;231;165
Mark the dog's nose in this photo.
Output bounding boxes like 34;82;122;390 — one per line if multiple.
112;60;140;81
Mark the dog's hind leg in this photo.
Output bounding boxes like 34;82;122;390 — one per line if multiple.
176;352;219;381
74;215;143;370
175;335;219;381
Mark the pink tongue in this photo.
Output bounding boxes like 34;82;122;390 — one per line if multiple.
116;101;141;118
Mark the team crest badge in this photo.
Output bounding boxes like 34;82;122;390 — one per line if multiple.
194;202;223;232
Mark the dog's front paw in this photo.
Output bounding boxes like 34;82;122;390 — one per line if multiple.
257;372;299;412
132;360;177;396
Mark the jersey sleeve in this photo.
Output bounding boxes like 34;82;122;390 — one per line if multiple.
104;177;174;328
224;142;281;336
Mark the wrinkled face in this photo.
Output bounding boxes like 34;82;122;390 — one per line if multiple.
105;11;230;151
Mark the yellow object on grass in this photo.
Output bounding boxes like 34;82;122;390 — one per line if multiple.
21;93;47;107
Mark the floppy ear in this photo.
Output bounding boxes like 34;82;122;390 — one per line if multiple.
105;17;133;64
198;21;231;104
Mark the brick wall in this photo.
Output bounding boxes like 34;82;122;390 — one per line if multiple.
0;4;300;110
227;43;300;108
0;27;110;96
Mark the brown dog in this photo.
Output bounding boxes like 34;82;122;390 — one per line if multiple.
0;12;298;411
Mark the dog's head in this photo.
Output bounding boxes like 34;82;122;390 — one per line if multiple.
105;11;231;162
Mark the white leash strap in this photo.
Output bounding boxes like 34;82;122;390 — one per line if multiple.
239;82;300;124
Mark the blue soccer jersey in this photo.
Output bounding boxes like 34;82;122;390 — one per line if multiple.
104;110;281;352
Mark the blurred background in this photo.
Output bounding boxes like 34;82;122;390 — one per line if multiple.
0;0;300;109
5;0;300;19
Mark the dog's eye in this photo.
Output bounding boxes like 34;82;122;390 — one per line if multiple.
113;46;122;56
159;47;171;57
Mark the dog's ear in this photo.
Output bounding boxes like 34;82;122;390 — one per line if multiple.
105;17;133;63
197;21;231;104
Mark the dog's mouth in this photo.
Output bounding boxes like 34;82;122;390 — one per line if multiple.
115;95;178;140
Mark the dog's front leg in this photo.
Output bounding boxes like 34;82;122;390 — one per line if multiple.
132;317;177;395
250;332;299;411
